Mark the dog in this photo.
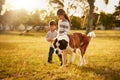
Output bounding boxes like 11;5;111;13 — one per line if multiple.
53;32;96;67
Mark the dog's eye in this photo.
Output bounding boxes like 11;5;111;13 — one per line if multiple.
58;41;61;44
58;41;63;45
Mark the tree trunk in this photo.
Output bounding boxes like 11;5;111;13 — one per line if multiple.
0;0;5;14
86;0;95;34
96;14;101;24
82;13;87;29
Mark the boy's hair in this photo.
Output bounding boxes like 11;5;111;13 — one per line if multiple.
49;20;56;26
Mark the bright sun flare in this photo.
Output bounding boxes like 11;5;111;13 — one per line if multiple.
4;0;119;15
5;0;48;12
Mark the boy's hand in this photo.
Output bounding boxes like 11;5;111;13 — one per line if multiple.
48;39;54;42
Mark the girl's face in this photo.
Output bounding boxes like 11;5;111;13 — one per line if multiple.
58;15;64;20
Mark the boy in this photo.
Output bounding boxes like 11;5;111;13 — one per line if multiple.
46;20;62;64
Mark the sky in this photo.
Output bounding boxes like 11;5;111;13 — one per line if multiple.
94;0;119;14
2;0;120;16
2;0;48;14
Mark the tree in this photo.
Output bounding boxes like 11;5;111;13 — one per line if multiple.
49;0;64;9
14;9;29;26
0;0;5;24
86;0;95;34
39;10;47;21
44;11;58;25
79;0;89;28
49;0;84;15
104;0;109;5
100;12;115;29
0;0;5;14
86;0;110;33
71;16;81;29
31;10;41;26
96;0;109;24
113;1;120;27
48;0;88;29
2;9;29;30
48;0;64;15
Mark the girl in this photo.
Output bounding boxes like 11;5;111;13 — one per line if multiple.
57;9;70;36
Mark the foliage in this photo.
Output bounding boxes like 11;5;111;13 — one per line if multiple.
49;0;64;9
104;0;109;5
1;9;29;26
44;12;58;26
1;9;48;27
1;8;84;30
113;1;120;27
0;0;5;24
100;12;115;29
71;16;81;29
26;10;41;26
0;0;5;14
93;13;99;26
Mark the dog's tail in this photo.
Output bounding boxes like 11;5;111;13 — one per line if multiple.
87;31;96;38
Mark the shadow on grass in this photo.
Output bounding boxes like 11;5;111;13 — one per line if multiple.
78;65;120;80
19;33;34;36
0;31;47;37
0;31;35;37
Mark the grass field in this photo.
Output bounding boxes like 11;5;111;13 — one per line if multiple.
0;30;120;80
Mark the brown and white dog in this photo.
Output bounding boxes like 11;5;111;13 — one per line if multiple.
53;32;96;67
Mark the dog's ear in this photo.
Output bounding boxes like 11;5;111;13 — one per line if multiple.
59;39;68;50
53;38;58;48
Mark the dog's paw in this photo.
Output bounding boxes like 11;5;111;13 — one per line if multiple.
60;62;63;66
60;64;67;68
78;63;84;66
60;65;64;68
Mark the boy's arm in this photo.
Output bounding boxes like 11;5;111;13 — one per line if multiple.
46;32;53;42
46;32;50;41
47;38;53;42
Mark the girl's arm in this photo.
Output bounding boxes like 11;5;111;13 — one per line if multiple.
57;20;61;33
64;22;70;34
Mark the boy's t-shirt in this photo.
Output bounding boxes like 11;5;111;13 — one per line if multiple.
46;30;57;47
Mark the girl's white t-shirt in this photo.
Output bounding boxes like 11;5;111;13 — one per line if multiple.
58;20;70;35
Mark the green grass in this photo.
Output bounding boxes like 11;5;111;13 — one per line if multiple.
0;30;120;80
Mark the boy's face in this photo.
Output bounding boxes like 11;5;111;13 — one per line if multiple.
50;25;56;32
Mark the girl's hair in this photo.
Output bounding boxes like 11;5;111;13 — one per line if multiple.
57;9;70;22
